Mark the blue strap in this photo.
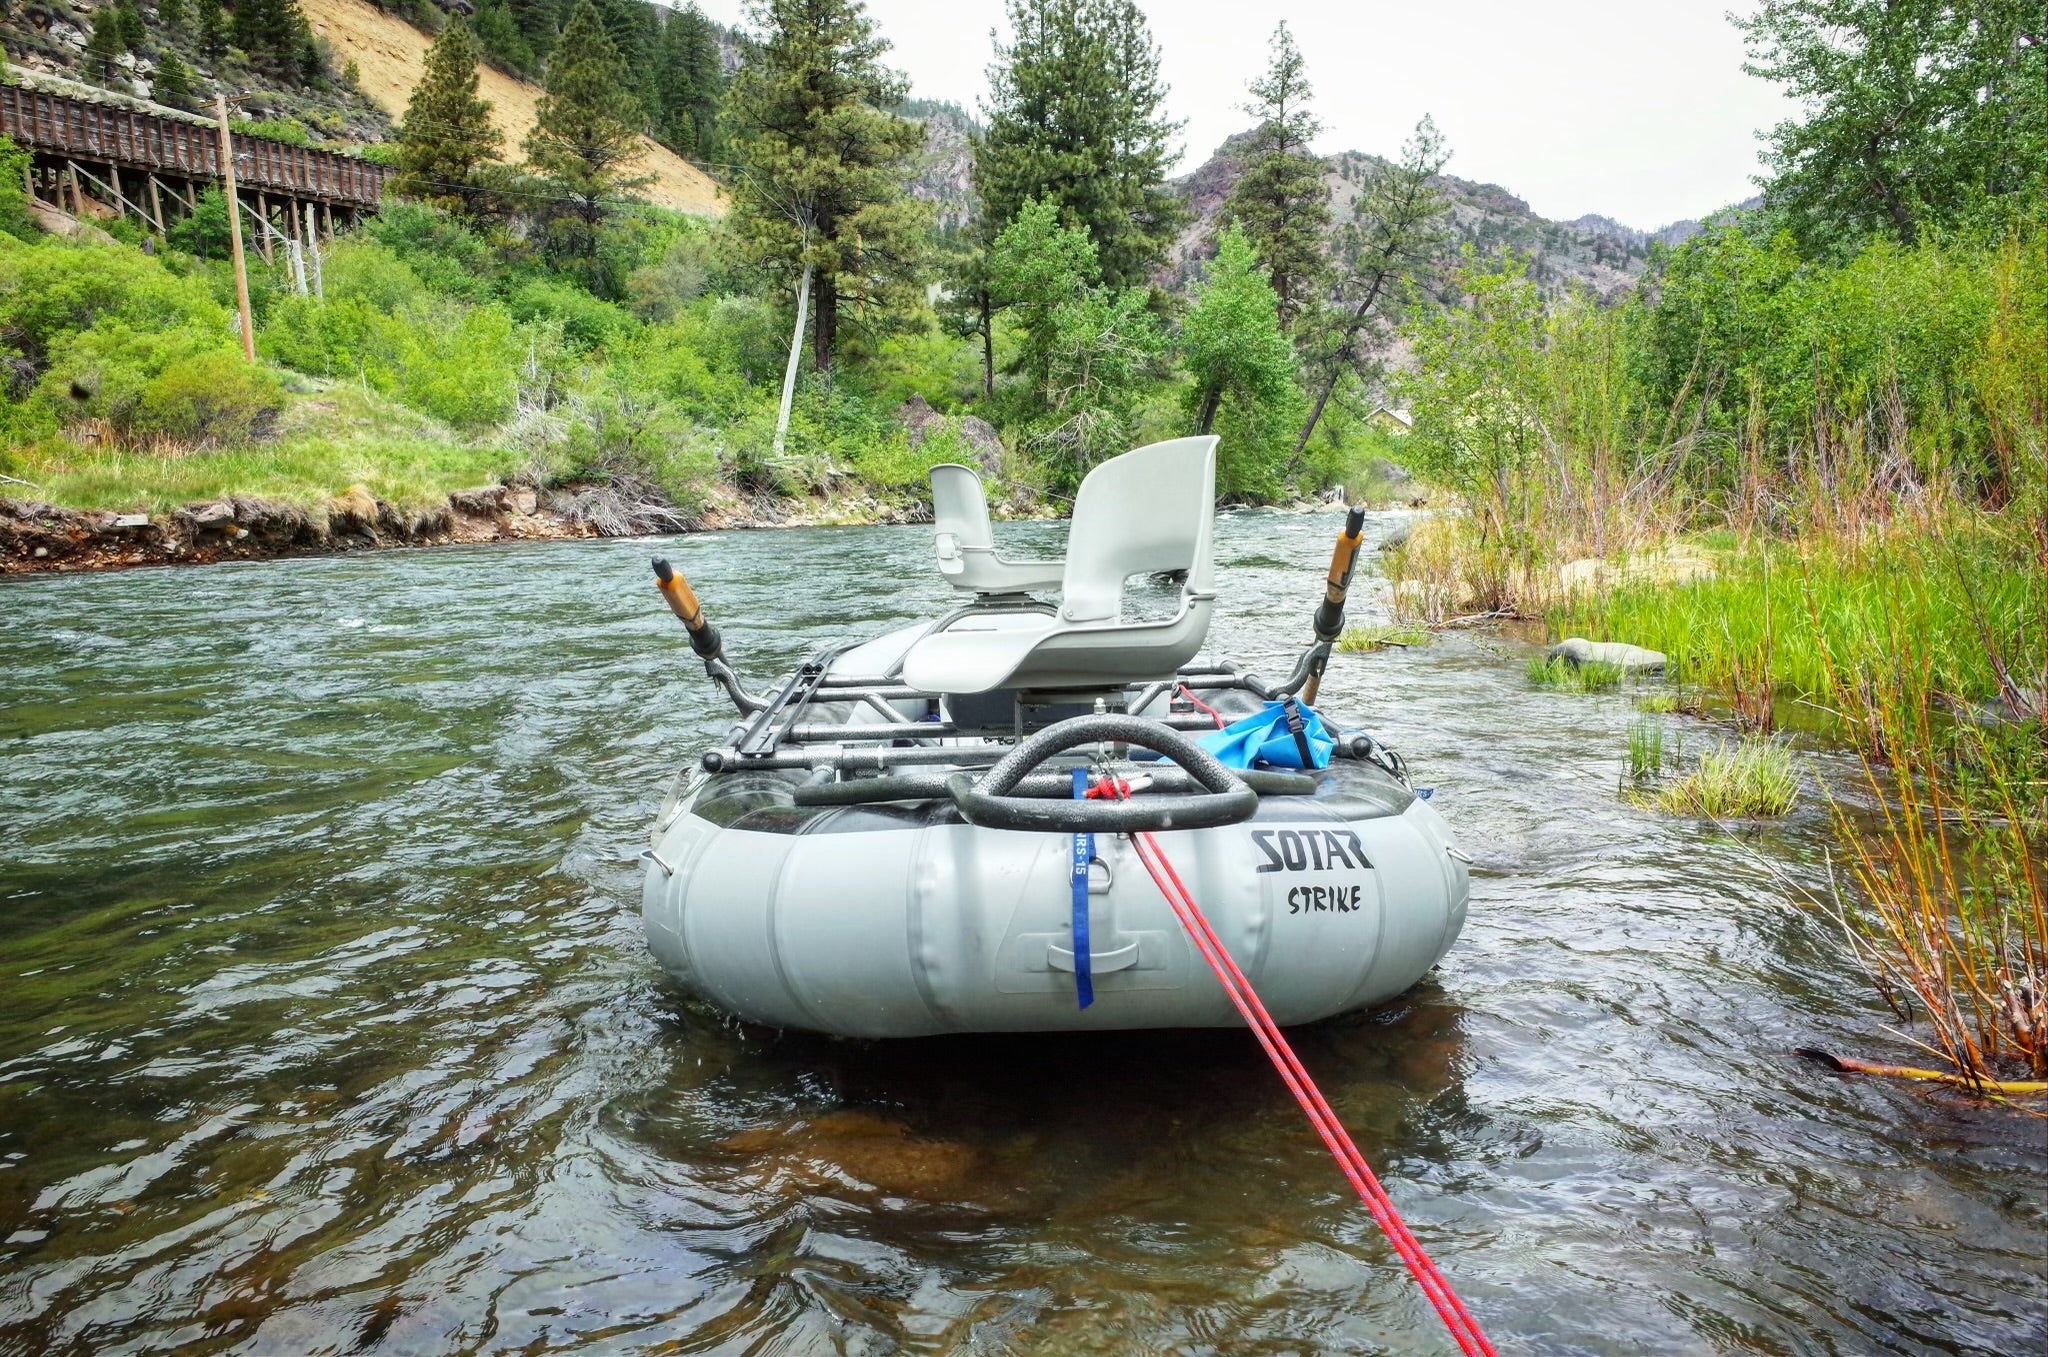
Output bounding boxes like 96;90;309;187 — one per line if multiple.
1070;766;1094;1009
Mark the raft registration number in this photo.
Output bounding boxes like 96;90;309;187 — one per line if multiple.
1251;828;1374;915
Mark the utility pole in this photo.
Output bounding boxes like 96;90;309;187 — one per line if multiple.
215;94;255;362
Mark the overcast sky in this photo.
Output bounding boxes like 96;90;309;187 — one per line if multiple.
688;0;1795;231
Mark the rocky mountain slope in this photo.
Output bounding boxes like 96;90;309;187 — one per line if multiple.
902;98;976;236
1170;132;1724;301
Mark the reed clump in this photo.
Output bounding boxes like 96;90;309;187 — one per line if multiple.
1625;719;1673;783
1643;737;1800;818
1526;655;1624;692
1821;651;2047;1087
1337;623;1431;652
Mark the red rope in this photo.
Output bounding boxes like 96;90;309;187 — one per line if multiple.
1177;683;1227;729
1106;781;1496;1355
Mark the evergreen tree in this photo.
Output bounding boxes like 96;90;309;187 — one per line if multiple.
85;10;123;79
977;0;1185;292
115;0;147;51
1295;116;1451;454
653;3;725;160
725;0;930;372
197;0;226;61
160;0;186;29
524;0;652;268
1180;224;1303;499
471;0;536;76
231;0;308;74
396;20;503;217
1222;22;1329;330
152;49;197;109
591;0;659;123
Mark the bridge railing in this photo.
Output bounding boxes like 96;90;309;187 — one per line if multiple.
0;84;389;210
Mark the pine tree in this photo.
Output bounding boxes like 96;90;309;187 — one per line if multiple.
197;0;226;61
232;0;266;57
85;10;124;79
152;49;197;109
1294;116;1452;455
396;19;503;216
653;3;724;160
725;0;930;372
524;0;652;268
977;0;1185;292
160;0;186;29
115;0;147;51
471;0;536;76
1222;22;1329;330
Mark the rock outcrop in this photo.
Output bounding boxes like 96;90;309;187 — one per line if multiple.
896;394;1005;477
1548;637;1668;673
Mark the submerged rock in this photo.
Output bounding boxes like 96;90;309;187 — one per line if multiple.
1548;637;1667;673
721;1109;981;1201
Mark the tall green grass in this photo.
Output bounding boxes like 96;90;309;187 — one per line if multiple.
1526;655;1624;691
1645;737;1801;818
1554;518;2045;713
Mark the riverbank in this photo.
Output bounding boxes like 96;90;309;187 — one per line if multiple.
1386;505;2047;1092
0;480;966;575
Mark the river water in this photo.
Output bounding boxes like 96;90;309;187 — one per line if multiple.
1;512;2042;1356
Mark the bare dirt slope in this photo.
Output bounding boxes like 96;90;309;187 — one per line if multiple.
302;0;724;217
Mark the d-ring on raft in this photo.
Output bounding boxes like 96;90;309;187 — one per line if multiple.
642;435;1472;1037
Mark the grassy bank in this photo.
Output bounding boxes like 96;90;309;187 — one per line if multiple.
1381;206;2046;1091
6;382;516;513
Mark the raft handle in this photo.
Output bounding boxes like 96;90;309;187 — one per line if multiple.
946;713;1258;834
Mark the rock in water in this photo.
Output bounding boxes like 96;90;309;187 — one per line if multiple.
1549;637;1667;673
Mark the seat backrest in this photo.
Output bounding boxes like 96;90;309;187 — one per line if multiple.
1059;436;1218;623
930;464;993;581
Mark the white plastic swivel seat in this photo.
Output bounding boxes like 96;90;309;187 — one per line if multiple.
902;436;1219;694
929;464;1065;594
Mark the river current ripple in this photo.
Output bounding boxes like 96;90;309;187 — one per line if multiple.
1;512;2042;1355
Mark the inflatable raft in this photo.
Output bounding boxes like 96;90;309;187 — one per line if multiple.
642;437;1471;1037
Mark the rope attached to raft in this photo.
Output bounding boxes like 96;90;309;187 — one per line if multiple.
1099;774;1497;1357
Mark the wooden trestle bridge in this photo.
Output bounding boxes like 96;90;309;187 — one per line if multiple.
0;79;390;259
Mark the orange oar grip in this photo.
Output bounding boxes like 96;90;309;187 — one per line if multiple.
1322;531;1364;606
657;568;704;631
653;558;723;660
1311;507;1368;643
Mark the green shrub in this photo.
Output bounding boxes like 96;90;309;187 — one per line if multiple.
508;278;637;351
230;117;313;146
165;187;234;260
0;237;228;363
39;323;217;425
322;239;430;312
386;301;528;428
136;350;285;443
0;135;37;242
362;201;496;300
